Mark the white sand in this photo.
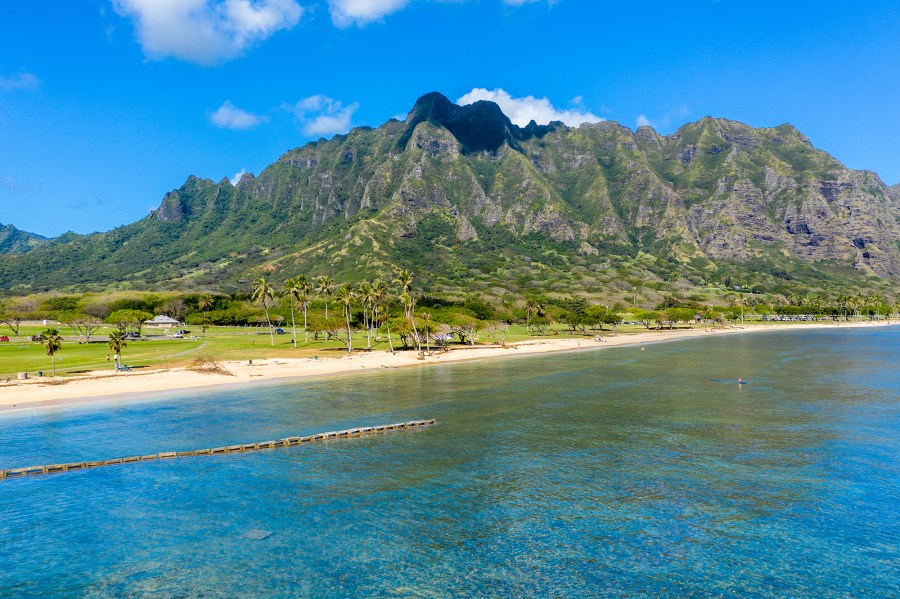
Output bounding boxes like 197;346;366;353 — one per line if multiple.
1;320;894;411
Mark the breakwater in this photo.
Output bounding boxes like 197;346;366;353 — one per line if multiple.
0;419;436;480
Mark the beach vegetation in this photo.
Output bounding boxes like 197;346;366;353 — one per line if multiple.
39;327;63;375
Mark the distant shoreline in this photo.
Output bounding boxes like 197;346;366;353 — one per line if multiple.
1;320;896;413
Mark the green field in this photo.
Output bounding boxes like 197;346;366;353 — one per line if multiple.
0;322;591;379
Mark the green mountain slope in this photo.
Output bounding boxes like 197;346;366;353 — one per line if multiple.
0;223;47;254
2;93;898;299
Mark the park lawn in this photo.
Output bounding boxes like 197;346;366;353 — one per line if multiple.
0;321;662;378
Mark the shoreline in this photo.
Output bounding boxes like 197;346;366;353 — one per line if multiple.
1;320;896;413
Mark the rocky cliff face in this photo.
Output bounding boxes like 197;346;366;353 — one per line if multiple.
1;93;898;295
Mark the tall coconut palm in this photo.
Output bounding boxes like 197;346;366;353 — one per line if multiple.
252;277;276;346
40;328;63;376
394;269;413;294
198;294;214;319
359;281;376;349
867;293;882;320
421;311;431;354
525;297;537;332
731;293;747;325
282;277;303;348
297;275;312;342
335;284;355;353
317;275;335;319
851;293;864;320
835;294;848;321
400;291;421;351
371;279;387;340
108;330;127;369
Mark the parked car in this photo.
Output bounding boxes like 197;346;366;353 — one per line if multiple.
0;336;9;342
275;327;285;334
125;331;141;339
31;334;42;341
175;329;190;335
173;332;184;339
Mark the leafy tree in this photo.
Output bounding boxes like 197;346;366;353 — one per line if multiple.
39;328;63;375
667;307;696;326
75;315;103;342
160;298;188;321
483;321;509;347
634;309;659;329
251;277;276;346
0;310;24;337
105;309;153;334
448;313;482;345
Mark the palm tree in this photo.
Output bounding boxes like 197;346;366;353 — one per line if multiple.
851;293;864;320
731;293;747;325
400;291;421;351
40;328;63;376
394;268;413;294
252;277;276;346
317;275;335;319
198;294;214;319
867;293;882;320
525;297;537;332
359;282;376;349
297;275;312;342
371;279;387;341
835;294;849;321
421;311;431;354
108;330;127;370
282;277;303;348
335;284;355;353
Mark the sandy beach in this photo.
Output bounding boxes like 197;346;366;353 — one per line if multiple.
1;320;895;412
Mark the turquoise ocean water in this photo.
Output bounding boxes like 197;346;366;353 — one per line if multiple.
0;327;898;597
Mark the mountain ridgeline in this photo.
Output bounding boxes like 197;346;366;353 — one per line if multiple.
2;92;899;299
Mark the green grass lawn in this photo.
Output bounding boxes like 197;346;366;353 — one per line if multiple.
0;319;829;379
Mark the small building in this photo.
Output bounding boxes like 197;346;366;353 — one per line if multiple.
144;315;181;328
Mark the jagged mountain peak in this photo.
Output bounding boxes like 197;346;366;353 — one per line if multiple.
2;91;898;295
399;92;562;154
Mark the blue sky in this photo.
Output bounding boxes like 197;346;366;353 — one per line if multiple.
1;0;898;237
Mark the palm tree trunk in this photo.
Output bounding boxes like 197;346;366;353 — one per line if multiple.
264;306;274;346
290;299;297;349
325;298;329;320
345;308;352;353
303;306;309;342
387;321;394;352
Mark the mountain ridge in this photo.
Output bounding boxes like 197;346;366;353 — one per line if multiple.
1;92;898;300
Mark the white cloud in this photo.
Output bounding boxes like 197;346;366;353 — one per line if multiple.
328;0;410;27
209;100;268;129
283;95;360;136
634;104;690;131
456;88;603;127
113;0;303;65
230;168;247;185
0;72;40;91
